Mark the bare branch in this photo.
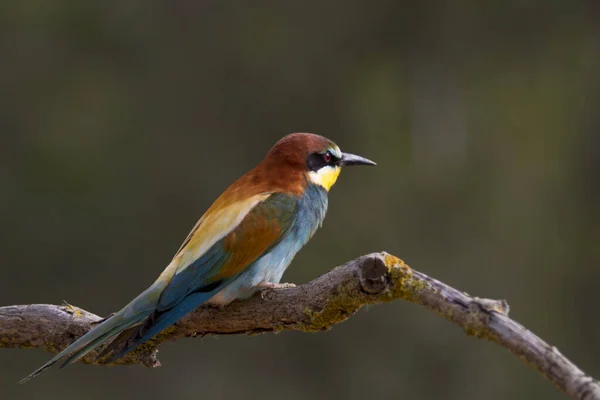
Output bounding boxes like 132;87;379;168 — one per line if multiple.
1;253;598;399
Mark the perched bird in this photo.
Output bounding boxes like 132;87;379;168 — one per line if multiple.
20;132;375;383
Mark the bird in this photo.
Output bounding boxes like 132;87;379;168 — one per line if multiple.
19;132;375;383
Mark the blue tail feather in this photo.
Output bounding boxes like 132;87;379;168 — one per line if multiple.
19;304;153;383
110;291;216;361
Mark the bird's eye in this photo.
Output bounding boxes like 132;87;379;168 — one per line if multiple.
323;151;332;163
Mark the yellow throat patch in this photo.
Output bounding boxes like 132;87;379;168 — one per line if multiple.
308;166;341;191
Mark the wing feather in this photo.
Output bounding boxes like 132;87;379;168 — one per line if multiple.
103;192;299;361
157;192;298;311
212;193;296;280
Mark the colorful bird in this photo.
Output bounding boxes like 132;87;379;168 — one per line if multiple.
20;132;375;383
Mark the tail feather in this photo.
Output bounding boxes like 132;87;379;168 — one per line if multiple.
19;283;165;383
107;291;215;363
94;325;140;361
18;310;150;384
19;281;219;382
58;322;137;369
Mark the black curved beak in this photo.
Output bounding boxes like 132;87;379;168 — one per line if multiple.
339;152;377;167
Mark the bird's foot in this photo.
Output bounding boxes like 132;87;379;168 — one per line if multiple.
258;282;296;290
258;282;297;299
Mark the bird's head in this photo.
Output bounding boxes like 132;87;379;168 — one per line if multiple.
265;133;376;191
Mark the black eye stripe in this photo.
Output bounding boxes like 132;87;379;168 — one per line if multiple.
306;151;339;172
306;153;326;172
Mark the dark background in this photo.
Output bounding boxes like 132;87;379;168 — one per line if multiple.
2;1;599;399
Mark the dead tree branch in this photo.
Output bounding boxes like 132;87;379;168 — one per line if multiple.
1;252;598;399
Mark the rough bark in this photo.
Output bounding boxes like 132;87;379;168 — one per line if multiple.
1;252;598;399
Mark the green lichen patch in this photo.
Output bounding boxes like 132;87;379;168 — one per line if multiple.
388;266;429;304
302;282;366;332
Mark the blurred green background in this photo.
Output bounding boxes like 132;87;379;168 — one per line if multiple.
2;1;599;399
